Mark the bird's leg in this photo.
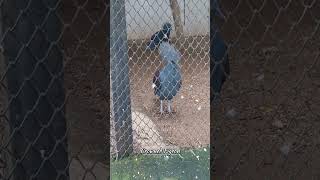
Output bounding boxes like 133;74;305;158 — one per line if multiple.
168;100;172;113
160;100;164;114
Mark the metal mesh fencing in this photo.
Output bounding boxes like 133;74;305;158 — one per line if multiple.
110;0;210;159
0;0;108;179
213;0;320;179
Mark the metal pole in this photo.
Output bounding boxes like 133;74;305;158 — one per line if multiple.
110;0;133;158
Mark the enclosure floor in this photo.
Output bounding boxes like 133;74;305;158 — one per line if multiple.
128;51;210;149
65;54;107;163
213;44;320;179
62;0;107;166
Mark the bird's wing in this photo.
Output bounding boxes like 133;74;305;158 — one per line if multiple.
153;70;161;90
151;32;158;41
146;31;160;50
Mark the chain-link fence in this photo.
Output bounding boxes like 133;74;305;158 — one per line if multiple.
0;0;108;179
213;0;320;179
110;0;210;160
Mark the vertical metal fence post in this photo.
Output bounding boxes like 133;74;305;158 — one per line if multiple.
1;0;69;179
110;0;133;158
210;1;220;175
0;7;11;178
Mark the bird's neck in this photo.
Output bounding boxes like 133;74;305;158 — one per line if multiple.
161;41;170;45
162;29;170;35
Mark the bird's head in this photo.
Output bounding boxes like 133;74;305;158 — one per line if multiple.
162;22;172;43
146;22;172;50
162;22;172;34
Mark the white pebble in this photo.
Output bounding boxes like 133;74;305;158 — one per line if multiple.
181;95;184;99
257;74;264;81
273;120;284;128
195;99;199;102
197;106;202;111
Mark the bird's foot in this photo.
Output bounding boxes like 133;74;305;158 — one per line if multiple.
168;110;176;114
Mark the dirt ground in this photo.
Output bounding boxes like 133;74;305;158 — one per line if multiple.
61;1;110;178
61;0;108;169
126;37;210;149
213;1;320;179
214;46;320;179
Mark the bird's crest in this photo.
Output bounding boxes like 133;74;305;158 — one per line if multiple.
146;22;172;50
162;22;172;31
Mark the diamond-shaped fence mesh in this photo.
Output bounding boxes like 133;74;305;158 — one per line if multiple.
110;0;210;160
0;0;108;179
213;0;320;179
1;0;319;179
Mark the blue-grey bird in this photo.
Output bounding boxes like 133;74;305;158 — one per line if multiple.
146;22;172;50
147;23;182;114
211;0;229;106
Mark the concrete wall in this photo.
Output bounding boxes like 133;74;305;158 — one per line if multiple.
125;0;209;40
